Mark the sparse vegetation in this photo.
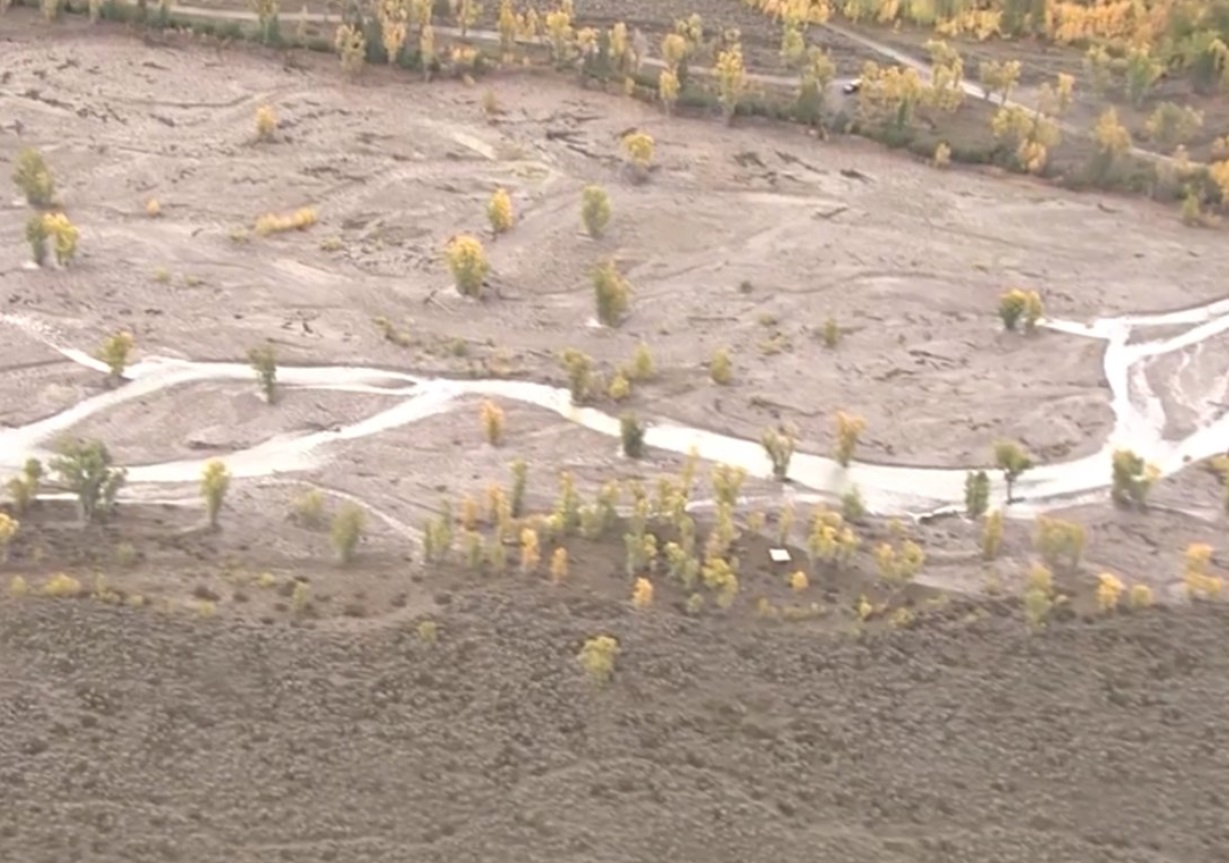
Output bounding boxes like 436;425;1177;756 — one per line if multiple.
578;634;619;684
97;331;135;385
998;288;1044;333
254;207;317;236
580;185;612;238
834;412;866;468
964;470;990;518
1110;449;1158;509
620;413;646;458
255;105;278;141
561;348;594;403
592;259;632;326
994;440;1033;503
480;400;506;446
710;348;732;385
487;187;514;234
445;234;489;298
330;503;366;564
200;459;231;529
50;439;127;524
248;344;278;404
0;513;18;565
761;425;796;481
13;148;55;207
1034;516;1086;574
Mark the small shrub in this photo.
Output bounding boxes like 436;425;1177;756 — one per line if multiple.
9;575;29;598
964;470;990;518
608;371;631;401
621;131;654;171
292;489;326;528
1128;583;1154;609
578;634;619;684
200;459;230;529
417;619;439;643
25;215;48;266
1096;572;1124;612
291;581;310;615
330;503;366;564
1182;542;1222;600
820;316;840;349
13;148;55;207
444;234;489;298
994;440;1033;502
520;527;541;573
480;399;506;446
592;259;631;326
761;426;796;481
550;547;569;583
834;411;866;467
335;22;367;75
255;105;278;141
710;347;732;385
1023;588;1053;630
580;185;612;238
42;212;79;266
981;509;1004;560
934;141;952;167
96;331;134;384
1111;448;1158;508
631;577;654;608
620;413;646;458
0;513;18;564
1034;516;1085;573
561;348;594;403
248;344;278;404
998;288;1044;333
487;187;514;234
254;207;317;236
841;487;866;522
629;342;654;381
510;458;528;518
788;570;808;591
1026;562;1054;596
44;573;83;598
146;198;161;217
51;439;126;523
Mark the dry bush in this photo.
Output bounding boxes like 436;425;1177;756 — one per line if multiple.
378;0;410;63
981;509;1004;560
255;105;278;142
873;539;925;584
417;619;439;643
200;459;230;529
608;371;631;401
1128;583;1154;609
629;342;654;381
592;259;631;326
621;131;654;174
520;527;540;573
710;347;733;385
998;288;1043;332
560;348;594;402
833;411;866;467
1183;542;1223;600
248;344;278;404
580;185;612;238
25;215;49;267
96;331;135;384
9;575;29;598
761;425;796;481
145;197;161;217
510;458;528;518
550;547;568;584
965;470;990;518
487;187;514;234
0;513;18;564
620;413;645;458
444;234;489;297
41;213;79;267
7;458;43;516
1034;516;1085;573
1096;571;1125;612
13;148;55;207
631;577;654;608
254;207;317;236
1111;448;1158;508
480;399;506;446
44;573;83;598
934;141;952;167
335;23;367;76
330;503;366;564
715;41;747;122
292;489;326;528
788;570;808;592
578;635;619;684
993;440;1033;501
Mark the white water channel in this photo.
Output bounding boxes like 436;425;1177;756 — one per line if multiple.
2;299;1229;520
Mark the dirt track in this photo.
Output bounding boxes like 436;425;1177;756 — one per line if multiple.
3;596;1229;863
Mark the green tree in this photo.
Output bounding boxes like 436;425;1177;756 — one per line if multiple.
51;439;127;524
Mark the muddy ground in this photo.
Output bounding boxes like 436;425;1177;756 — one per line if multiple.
4;16;1229;863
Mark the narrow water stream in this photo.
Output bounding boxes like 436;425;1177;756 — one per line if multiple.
3;297;1228;519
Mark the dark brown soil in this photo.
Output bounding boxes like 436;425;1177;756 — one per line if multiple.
4;591;1229;863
